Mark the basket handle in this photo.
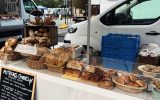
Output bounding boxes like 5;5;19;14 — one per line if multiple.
29;9;44;22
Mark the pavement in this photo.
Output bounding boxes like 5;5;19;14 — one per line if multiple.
55;18;75;42
55;18;75;36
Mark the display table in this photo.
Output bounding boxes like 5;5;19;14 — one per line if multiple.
0;61;154;100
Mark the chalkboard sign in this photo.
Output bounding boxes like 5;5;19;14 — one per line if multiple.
0;67;36;100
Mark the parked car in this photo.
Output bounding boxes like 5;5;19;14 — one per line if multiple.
65;0;160;51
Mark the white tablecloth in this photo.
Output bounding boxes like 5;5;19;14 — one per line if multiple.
0;61;154;100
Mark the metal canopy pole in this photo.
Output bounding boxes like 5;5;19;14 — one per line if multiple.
87;0;91;64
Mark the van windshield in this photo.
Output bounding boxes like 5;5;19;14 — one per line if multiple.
23;0;37;14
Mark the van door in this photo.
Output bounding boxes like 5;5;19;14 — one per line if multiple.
100;0;160;45
22;0;38;21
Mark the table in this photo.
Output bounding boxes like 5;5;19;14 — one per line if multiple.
0;60;154;100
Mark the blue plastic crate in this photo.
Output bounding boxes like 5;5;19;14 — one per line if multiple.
102;58;134;72
101;33;140;62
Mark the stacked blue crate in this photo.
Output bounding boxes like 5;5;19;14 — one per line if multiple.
101;33;140;72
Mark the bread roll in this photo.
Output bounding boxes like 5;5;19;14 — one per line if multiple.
0;46;5;53
120;75;130;84
37;47;50;55
117;78;125;85
129;74;137;82
43;32;49;37
127;82;140;87
29;30;35;37
35;16;43;25
4;46;14;54
136;80;145;87
6;38;17;47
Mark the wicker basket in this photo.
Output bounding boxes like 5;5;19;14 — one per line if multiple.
46;64;66;74
27;58;47;69
113;77;147;93
0;52;21;61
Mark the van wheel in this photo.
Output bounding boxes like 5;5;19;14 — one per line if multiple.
82;45;101;56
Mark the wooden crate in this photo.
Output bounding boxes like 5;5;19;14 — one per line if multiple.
25;25;58;46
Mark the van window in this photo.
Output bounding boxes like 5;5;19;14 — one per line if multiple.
100;0;160;25
23;0;37;14
131;0;160;20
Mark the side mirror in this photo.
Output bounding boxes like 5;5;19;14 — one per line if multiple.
41;9;44;14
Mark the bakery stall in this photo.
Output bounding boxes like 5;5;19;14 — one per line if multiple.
0;10;159;100
0;37;159;100
0;61;154;100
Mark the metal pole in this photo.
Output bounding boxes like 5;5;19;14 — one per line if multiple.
87;0;91;64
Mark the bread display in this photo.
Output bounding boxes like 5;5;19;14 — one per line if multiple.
45;47;75;67
138;64;160;78
0;38;21;61
21;28;51;47
65;60;84;78
112;73;147;93
141;64;160;73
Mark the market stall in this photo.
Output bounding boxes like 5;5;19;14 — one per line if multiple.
0;61;154;100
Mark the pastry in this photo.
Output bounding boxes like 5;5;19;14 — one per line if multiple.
152;79;160;89
136;80;145;87
29;30;35;37
43;32;49;37
35;16;43;25
127;82;140;87
37;47;50;55
0;46;5;53
5;38;17;47
120;74;130;84
4;46;14;54
117;77;125;85
24;37;36;43
129;74;137;82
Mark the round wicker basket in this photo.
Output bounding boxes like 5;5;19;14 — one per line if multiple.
27;58;47;69
113;77;147;93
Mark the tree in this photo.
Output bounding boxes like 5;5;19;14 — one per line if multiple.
35;0;64;8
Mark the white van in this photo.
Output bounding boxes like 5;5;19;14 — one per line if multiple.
65;0;160;51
